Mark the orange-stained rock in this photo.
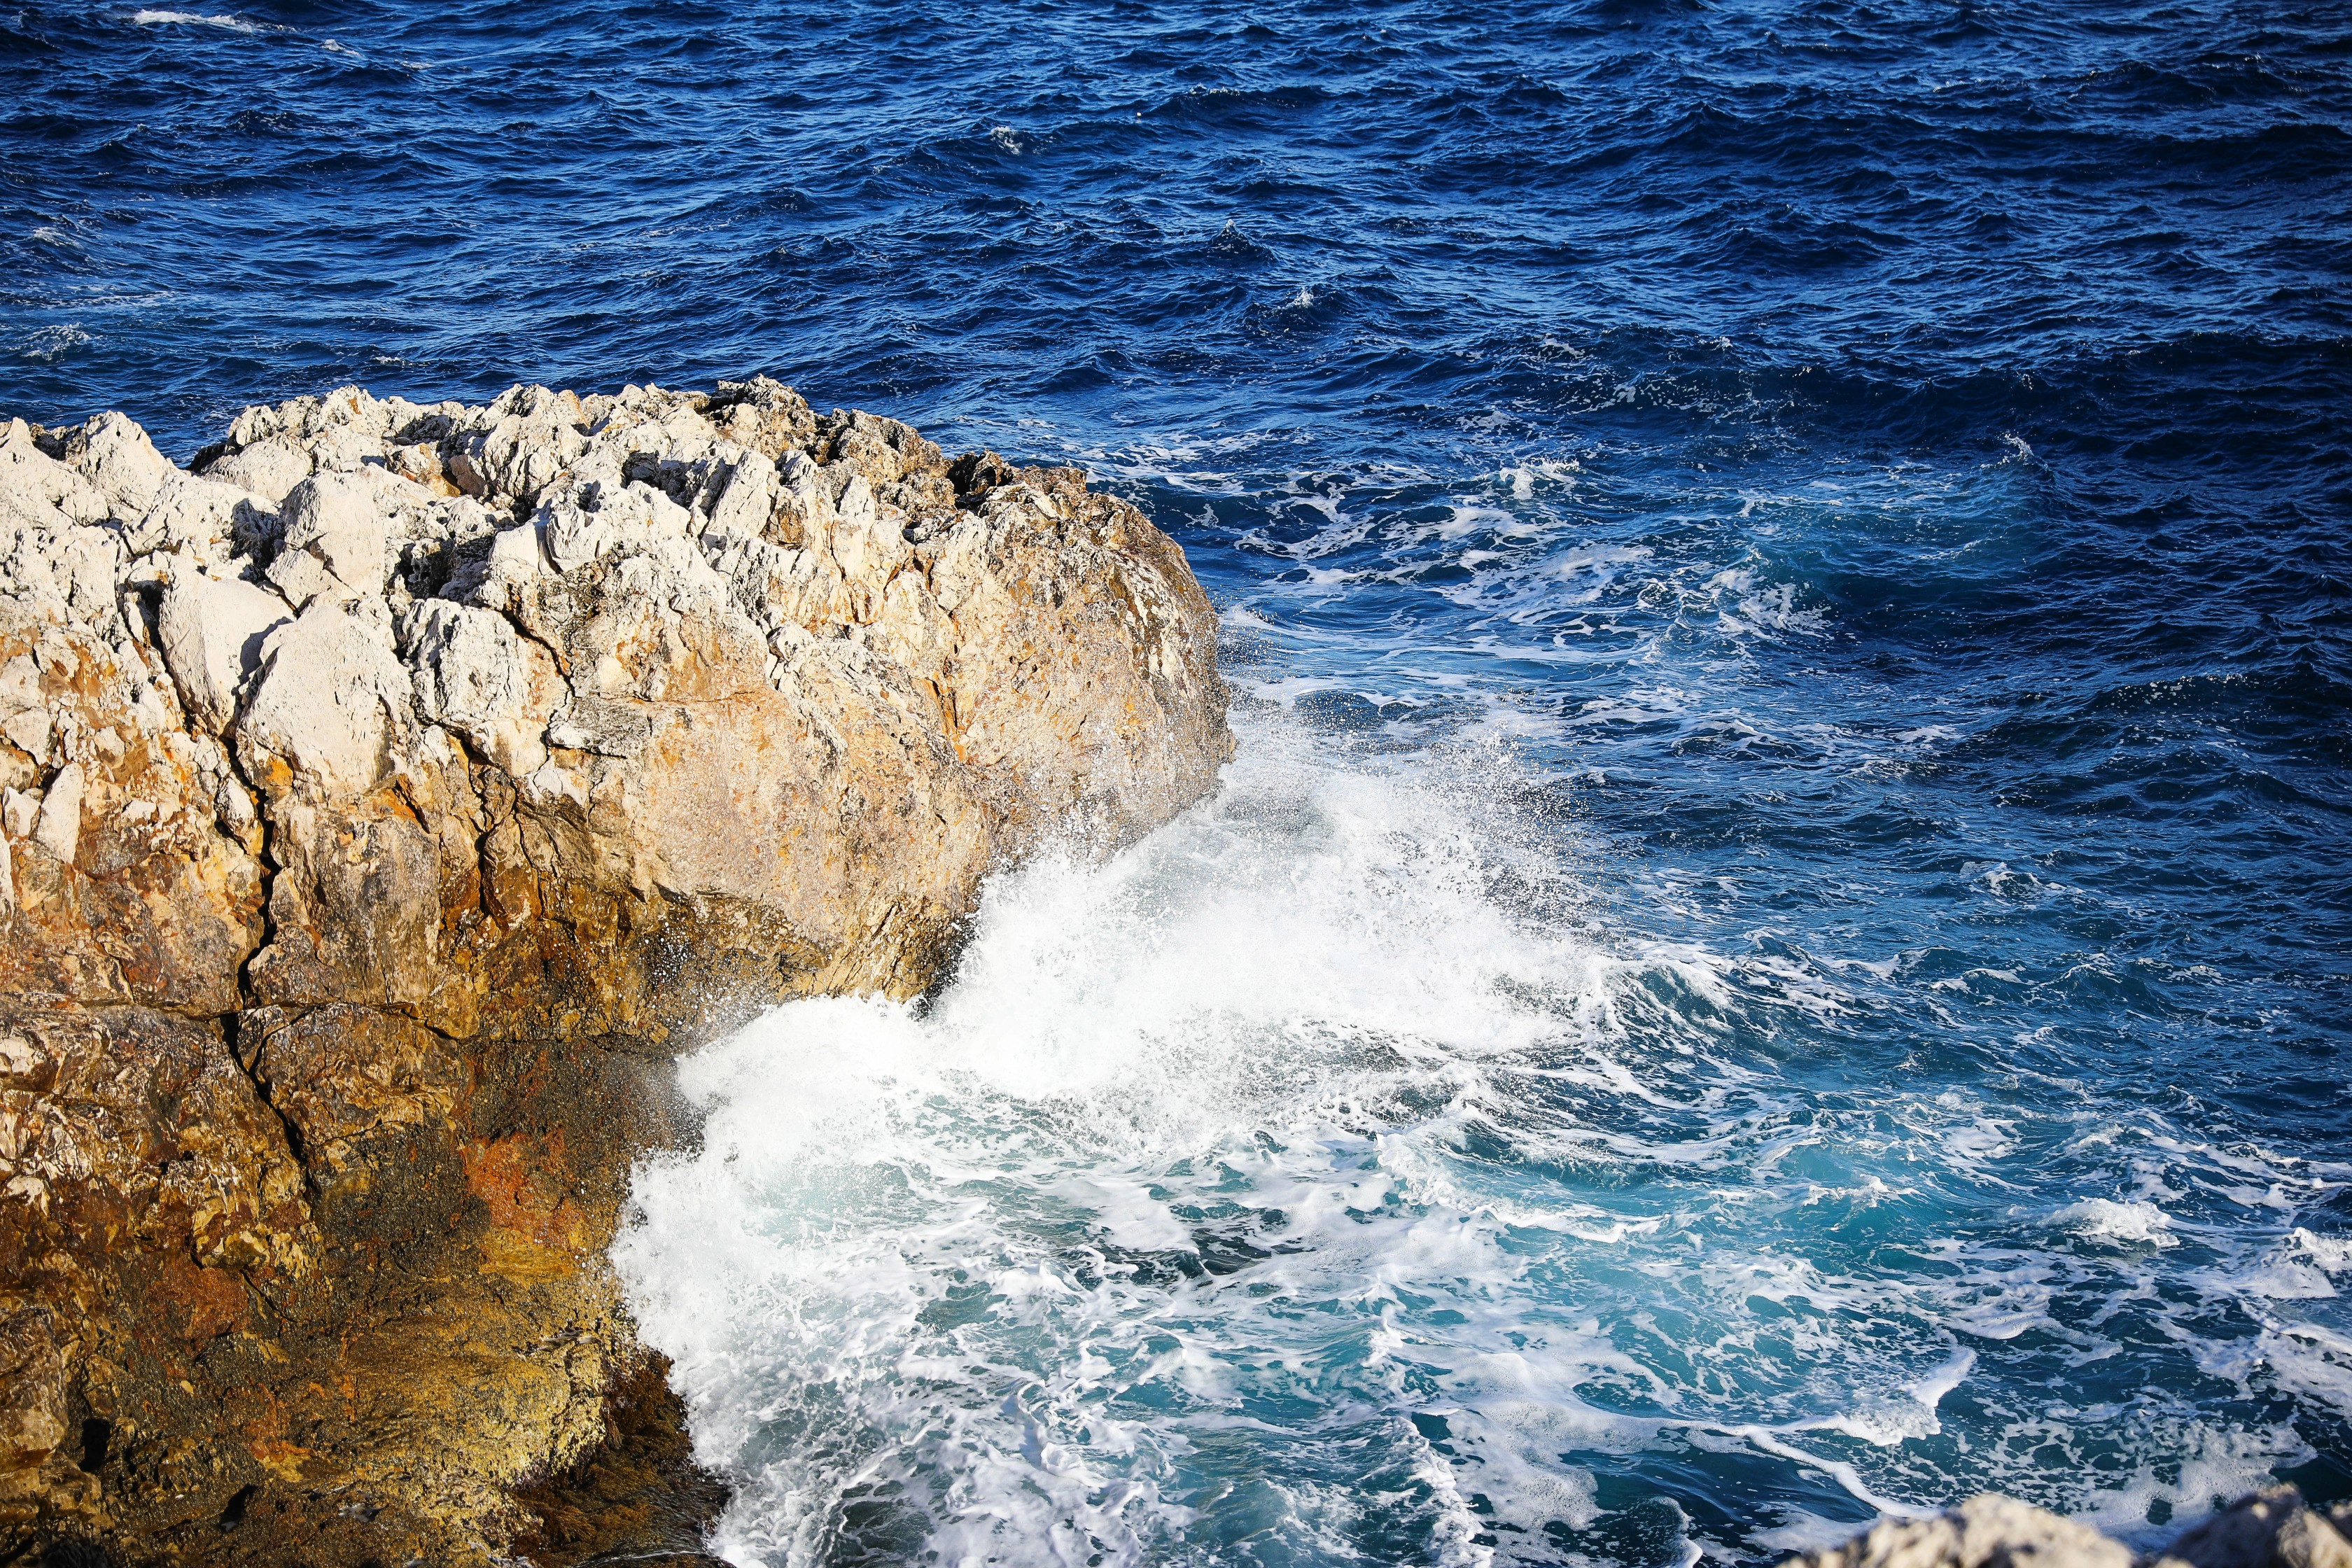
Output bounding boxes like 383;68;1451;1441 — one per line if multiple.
0;383;1232;1566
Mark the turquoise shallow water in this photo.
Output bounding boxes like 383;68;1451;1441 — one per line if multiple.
6;0;2351;1562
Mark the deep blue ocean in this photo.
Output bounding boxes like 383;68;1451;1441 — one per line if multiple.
6;2;2351;1564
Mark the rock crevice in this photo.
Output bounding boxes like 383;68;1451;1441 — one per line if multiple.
0;380;1232;1564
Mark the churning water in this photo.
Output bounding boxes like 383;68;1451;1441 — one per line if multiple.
7;0;2350;1562
615;717;2351;1566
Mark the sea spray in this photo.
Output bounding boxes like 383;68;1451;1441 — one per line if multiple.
618;725;1612;1564
13;0;2351;1562
616;717;2330;1567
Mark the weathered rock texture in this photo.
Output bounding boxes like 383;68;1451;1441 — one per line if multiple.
2153;1487;2352;1568
1787;1488;2352;1568
0;381;1231;1566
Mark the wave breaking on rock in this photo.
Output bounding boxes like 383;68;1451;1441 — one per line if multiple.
0;380;1229;1565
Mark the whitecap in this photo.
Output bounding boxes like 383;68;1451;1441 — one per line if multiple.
610;706;2342;1562
13;325;90;363
130;8;263;29
619;724;1631;1561
1905;1348;1977;1409
2051;1197;2178;1248
2292;1227;2352;1273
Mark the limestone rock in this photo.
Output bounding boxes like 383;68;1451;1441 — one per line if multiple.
200;434;312;503
0;611;263;1014
269;468;394;605
0;381;1232;1567
402;598;561;775
122;470;278;564
1788;1490;2352;1568
2154;1486;2352;1568
155;564;293;734
237;597;415;800
0;420;106;531
28;760;80;863
1787;1495;2132;1568
46;410;178;522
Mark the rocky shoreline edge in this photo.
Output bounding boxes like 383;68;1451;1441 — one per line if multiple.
0;380;1229;1566
0;384;2336;1568
1790;1488;2352;1568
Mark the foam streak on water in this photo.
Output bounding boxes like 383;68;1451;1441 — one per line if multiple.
10;0;2351;1559
619;721;2346;1568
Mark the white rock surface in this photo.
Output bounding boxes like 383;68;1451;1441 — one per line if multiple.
401;598;559;776
2153;1486;2352;1568
1789;1489;2352;1568
238;598;415;801
1;376;1231;1016
157;565;294;734
29;760;80;864
1788;1497;2134;1568
270;469;395;606
55;410;180;521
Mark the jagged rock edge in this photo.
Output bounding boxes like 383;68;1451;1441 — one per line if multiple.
0;379;1234;1565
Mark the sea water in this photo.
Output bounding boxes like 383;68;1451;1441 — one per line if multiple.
5;0;2348;1563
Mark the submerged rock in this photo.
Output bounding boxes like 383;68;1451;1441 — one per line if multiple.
0;382;1231;1565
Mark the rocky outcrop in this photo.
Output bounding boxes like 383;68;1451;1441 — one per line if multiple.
1787;1488;2352;1568
1788;1496;2134;1568
2155;1488;2352;1568
0;382;1231;1565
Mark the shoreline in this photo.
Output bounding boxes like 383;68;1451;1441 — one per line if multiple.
0;382;1229;1566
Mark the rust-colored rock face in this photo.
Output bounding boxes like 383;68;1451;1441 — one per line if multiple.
0;382;1231;1565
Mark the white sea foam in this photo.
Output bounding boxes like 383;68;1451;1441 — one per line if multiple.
2292;1228;2352;1273
620;729;1608;1562
130;8;262;29
616;715;2342;1566
13;325;90;363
